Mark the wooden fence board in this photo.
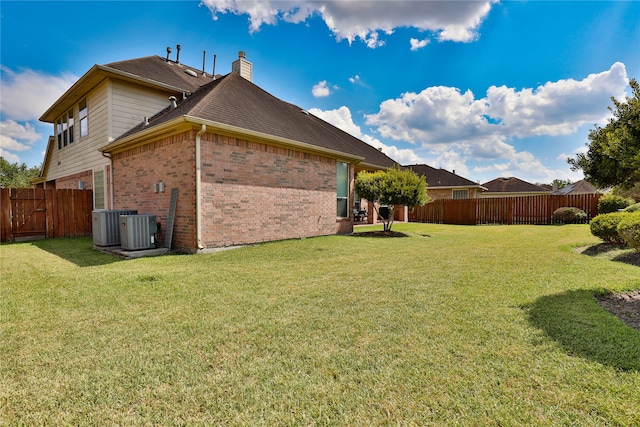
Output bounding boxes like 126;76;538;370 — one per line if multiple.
410;194;602;226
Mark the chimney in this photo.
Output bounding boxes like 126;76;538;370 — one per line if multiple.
176;44;181;64
232;51;253;82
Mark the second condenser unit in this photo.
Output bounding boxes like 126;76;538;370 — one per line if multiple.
119;214;157;250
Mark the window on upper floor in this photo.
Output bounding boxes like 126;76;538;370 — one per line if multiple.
67;110;74;144
79;98;88;138
452;189;469;199
336;162;349;218
56;110;76;149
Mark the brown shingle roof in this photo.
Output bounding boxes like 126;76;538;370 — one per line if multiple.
104;55;213;93
406;164;481;188
112;72;397;169
482;177;549;193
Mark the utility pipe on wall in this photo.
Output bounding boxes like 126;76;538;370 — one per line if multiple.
195;124;206;250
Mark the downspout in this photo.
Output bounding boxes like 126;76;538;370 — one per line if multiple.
101;151;114;209
196;124;206;250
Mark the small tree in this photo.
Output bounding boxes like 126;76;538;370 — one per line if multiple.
355;166;430;232
0;157;41;188
568;78;640;189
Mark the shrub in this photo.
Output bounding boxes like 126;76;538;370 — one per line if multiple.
590;212;629;245
623;202;640;213
597;194;635;214
552;207;587;224
617;211;640;253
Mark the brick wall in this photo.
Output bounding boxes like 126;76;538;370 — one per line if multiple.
112;131;197;251
200;133;344;247
110;129;351;252
54;170;93;190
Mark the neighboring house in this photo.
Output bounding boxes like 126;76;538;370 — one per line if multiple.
481;177;551;198
37;49;397;252
406;164;486;199
552;179;601;195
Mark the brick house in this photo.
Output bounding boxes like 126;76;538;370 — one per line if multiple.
36;49;397;252
405;164;485;199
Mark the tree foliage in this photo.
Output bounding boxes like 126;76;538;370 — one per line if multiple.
355;167;430;231
0;157;41;188
569;78;640;189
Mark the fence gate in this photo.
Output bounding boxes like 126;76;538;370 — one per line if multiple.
9;188;47;241
0;188;94;242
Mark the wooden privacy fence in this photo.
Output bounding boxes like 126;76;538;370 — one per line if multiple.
0;188;93;242
409;194;602;225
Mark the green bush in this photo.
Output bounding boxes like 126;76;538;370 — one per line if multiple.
597;194;635;214
552;207;587;224
623;202;640;213
617;211;640;253
589;212;629;245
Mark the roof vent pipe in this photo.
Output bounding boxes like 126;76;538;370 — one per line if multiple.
143;116;149;126
213;54;217;77
202;50;206;74
166;46;172;61
176;44;181;64
169;96;177;109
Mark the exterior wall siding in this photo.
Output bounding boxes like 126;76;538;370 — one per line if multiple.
110;80;172;138
46;80;111;183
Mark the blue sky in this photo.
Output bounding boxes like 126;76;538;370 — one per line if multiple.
1;1;639;185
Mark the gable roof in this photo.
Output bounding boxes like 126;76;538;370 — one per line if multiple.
103;72;397;169
482;177;550;193
552;179;598;195
406;164;485;189
40;56;214;123
105;55;213;94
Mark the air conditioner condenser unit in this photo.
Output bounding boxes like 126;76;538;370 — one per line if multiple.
119;214;157;251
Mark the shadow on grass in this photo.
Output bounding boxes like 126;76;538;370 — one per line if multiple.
525;289;640;371
352;231;410;238
32;237;122;267
578;243;640;267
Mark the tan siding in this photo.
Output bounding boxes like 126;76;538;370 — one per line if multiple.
44;80;111;182
111;80;172;138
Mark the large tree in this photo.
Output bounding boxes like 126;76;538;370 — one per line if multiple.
0;157;41;188
355;166;430;232
569;78;640;189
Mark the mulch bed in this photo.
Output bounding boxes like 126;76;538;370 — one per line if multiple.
597;290;640;332
575;243;640;332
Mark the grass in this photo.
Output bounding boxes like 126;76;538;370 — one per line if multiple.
1;223;639;426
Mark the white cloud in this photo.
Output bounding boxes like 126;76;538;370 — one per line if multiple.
201;0;497;47
410;38;430;51
0;66;77;121
308;105;423;165
0;120;42;164
312;80;331;97
365;62;628;154
0;149;20;163
349;75;361;84
361;63;628;183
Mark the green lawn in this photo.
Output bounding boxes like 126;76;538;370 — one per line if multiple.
1;224;639;426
